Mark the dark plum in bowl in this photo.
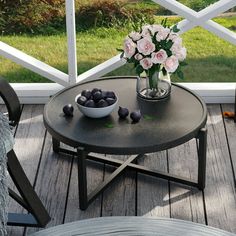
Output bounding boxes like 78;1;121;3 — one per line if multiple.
75;89;118;118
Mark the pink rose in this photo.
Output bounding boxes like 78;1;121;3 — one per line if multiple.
151;25;165;35
164;56;179;73
171;42;182;54
141;25;152;37
156;28;170;42
171;40;187;61
124;37;136;59
137;38;155;56
175;47;187;61
134;53;143;61
171;37;182;49
129;32;141;41
151;49;168;64
168;32;180;42
140;57;153;70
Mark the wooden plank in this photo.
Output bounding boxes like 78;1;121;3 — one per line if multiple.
203;104;236;233
25;133;73;235
64;156;104;222
221;104;236;183
102;155;136;216
137;151;170;217
7;105;45;236
168;140;205;223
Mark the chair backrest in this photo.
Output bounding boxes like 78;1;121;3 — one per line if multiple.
0;77;21;126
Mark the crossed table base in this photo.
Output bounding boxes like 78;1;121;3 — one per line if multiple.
52;127;207;211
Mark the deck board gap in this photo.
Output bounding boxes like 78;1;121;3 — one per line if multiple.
33;130;48;189
100;160;106;217
166;150;172;218
63;157;75;224
220;104;236;188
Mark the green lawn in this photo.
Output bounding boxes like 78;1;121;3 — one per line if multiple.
0;16;236;83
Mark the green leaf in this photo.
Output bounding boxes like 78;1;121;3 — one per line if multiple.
161;18;168;27
116;48;123;52
177;70;184;80
136;65;144;75
143;114;156;120
180;61;188;66
105;123;114;128
165;40;174;50
162;67;167;76
172;24;180;33
120;51;125;59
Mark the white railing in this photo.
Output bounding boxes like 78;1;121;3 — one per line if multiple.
0;0;236;103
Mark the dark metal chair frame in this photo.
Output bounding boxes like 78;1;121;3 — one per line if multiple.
0;77;50;227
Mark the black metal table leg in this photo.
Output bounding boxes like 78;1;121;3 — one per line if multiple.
77;147;88;210
197;128;207;190
52;137;60;153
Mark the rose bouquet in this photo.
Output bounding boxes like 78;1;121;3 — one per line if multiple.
120;21;187;98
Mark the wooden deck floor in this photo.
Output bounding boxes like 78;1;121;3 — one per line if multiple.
4;104;236;235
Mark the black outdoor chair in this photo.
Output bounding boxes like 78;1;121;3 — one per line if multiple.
0;77;50;227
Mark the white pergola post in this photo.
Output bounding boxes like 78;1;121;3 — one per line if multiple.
65;0;77;85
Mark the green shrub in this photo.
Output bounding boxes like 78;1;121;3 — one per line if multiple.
179;0;219;11
76;0;155;30
0;0;65;34
0;0;235;35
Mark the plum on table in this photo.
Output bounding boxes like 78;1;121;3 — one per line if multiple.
63;104;74;116
81;89;92;99
106;97;116;105
77;96;87;105
106;91;116;99
85;100;96;107
93;91;103;102
97;99;108;107
130;110;141;123
118;106;129;119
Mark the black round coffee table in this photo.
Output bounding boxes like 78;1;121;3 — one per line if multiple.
44;76;207;210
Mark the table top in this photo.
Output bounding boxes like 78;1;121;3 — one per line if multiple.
31;217;236;236
44;77;207;155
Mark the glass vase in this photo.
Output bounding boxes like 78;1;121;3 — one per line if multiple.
136;71;171;101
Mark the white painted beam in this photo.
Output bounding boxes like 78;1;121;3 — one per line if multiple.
76;54;126;83
197;0;236;23
66;0;78;85
177;19;196;34
203;20;236;45
0;42;69;87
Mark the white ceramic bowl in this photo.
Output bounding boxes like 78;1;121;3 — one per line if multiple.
75;94;118;118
